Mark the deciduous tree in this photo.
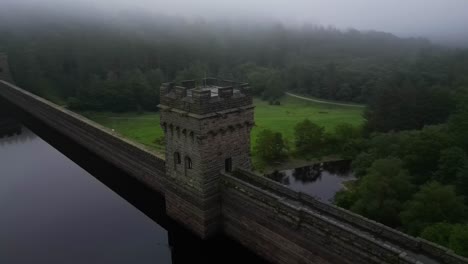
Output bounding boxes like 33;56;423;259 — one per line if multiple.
349;158;413;227
254;129;288;162
294;119;325;156
400;182;467;235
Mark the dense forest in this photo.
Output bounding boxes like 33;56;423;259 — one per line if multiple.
332;95;468;256
2;7;468;257
2;7;464;112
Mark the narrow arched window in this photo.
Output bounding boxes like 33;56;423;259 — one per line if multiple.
174;152;181;169
185;156;192;169
185;156;192;176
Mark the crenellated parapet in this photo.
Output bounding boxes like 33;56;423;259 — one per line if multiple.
159;78;252;115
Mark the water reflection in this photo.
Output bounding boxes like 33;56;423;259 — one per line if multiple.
267;160;356;203
292;164;322;183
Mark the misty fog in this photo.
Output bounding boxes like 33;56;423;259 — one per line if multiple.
1;0;468;46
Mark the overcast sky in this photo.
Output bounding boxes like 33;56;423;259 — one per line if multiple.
4;0;468;45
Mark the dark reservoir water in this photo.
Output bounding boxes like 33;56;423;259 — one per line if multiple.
0;126;171;263
0;101;267;264
267;160;356;203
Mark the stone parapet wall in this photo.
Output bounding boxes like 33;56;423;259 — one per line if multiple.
227;169;468;264
222;172;419;264
0;81;167;194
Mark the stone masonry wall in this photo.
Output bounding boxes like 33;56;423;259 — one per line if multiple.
160;108;254;193
0;81;167;194
223;169;468;264
233;169;468;264
160;98;255;238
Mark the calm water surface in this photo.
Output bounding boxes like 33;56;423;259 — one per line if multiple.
267;160;356;203
0;104;266;264
0;125;172;264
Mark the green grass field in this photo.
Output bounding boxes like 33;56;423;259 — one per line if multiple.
252;96;364;142
82;95;364;154
81;111;165;152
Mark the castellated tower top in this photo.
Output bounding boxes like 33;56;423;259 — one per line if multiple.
159;78;252;115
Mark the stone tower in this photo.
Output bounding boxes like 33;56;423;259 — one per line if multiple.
159;78;254;238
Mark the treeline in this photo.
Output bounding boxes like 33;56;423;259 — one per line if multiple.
67;69;163;112
0;7;456;111
363;53;468;132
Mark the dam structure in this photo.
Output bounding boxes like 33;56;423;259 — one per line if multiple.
1;55;467;264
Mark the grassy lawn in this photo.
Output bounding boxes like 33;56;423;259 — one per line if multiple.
252;96;364;142
81;111;164;152
81;95;364;156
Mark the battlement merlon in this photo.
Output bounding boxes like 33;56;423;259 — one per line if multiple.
158;78;254;115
